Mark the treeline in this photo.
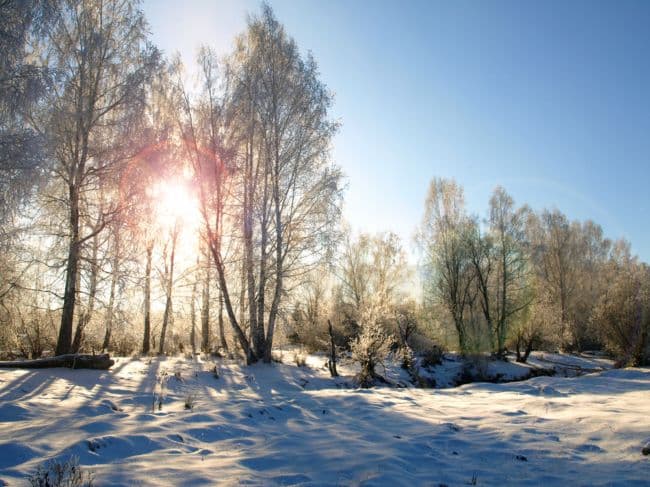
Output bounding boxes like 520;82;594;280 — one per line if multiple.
418;179;649;366
285;180;649;371
0;1;647;368
284;177;650;373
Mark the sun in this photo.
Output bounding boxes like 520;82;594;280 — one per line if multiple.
150;179;204;268
152;180;201;233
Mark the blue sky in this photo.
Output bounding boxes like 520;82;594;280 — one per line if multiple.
143;0;650;262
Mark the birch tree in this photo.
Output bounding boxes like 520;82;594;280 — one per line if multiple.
418;178;475;353
182;5;342;363
246;6;342;362
488;187;530;357
338;232;408;323
38;0;157;355
594;252;649;366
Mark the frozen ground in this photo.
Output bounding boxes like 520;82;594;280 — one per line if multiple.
0;352;648;486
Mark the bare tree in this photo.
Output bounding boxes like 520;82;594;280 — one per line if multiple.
418;178;476;353
571;220;611;349
594;247;649;366
231;5;342;362
527;210;581;350
488;187;530;358
176;46;254;362
465;220;495;350
34;0;158;355
337;231;408;330
178;6;342;363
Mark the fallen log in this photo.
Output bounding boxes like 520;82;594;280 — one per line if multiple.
0;353;114;370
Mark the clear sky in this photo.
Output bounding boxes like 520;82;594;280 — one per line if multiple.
142;0;650;263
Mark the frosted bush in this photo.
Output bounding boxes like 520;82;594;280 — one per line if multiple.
29;456;94;487
350;303;394;387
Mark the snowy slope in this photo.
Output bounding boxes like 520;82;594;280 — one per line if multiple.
0;355;648;486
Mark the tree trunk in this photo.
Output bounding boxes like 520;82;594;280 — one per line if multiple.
515;331;534;364
159;227;178;355
102;234;120;351
190;265;198;355
57;244;80;355
631;300;648;366
209;239;255;364
498;249;508;358
70;255;83;353
72;232;100;353
515;334;524;363
472;244;494;354
56;184;80;356
102;275;116;352
255;223;268;359
159;296;173;355
523;337;534;363
201;252;211;353
254;159;270;361
142;242;153;354
218;289;227;351
240;258;248;343
263;132;284;364
327;319;338;377
243;93;258;351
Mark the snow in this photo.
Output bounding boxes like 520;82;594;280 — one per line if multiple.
0;354;648;486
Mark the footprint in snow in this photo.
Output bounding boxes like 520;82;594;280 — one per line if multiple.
575;443;604;453
441;422;461;432
101;399;122;412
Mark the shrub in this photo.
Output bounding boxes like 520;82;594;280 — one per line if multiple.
457;353;490;385
184;393;196;410
420;345;444;368
398;345;415;370
293;353;307;367
593;263;650;366
29;456;94;487
350;304;395;387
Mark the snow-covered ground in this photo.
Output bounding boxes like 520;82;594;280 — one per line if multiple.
0;353;648;486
